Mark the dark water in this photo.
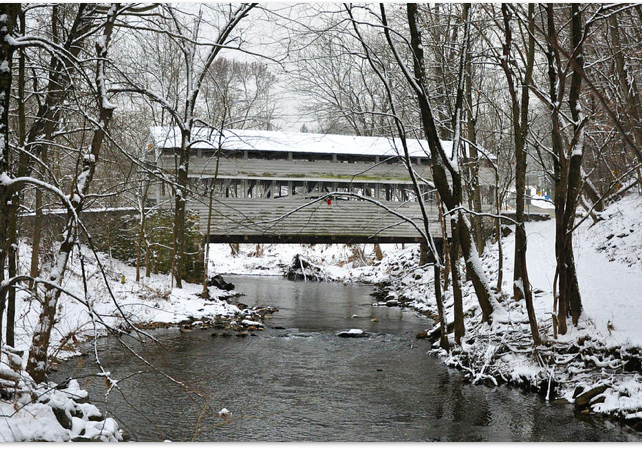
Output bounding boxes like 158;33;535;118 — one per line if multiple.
54;276;639;442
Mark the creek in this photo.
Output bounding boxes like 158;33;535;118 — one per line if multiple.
53;275;640;441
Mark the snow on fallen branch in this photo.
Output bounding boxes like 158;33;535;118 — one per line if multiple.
286;254;328;282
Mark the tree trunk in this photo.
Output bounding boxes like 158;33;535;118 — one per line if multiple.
0;5;20;350
7;13;27;347
608;13;642;178
135;180;151;282
172;130;190;288
202;184;215;298
434;264;450;351
405;3;495;322
350;3;453;348
27;6;89;289
437;193;451;289
6;202;18;347
546;4;585;334
27;4;119;382
450;216;465;344
30;187;43;288
562;3;585;326
464;38;484;254
500;4;540;345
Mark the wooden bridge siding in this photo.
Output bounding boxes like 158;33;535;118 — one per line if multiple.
160;155;496;187
186;197;450;244
161;156;422;182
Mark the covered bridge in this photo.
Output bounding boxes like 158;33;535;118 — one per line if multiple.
148;127;496;244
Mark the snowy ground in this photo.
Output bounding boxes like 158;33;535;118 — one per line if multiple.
576;195;642;346
4;193;642;440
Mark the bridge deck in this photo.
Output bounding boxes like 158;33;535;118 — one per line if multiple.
188;197;449;244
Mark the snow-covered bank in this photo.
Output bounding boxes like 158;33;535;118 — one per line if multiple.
0;352;121;442
1;243;255;441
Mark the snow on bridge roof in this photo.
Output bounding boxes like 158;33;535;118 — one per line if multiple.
150;127;495;160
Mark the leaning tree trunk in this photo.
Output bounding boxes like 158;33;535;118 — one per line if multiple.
404;3;495;322
26;4;119;382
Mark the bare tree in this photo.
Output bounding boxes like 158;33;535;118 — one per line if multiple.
401;3;496;323
343;3;501;340
0;4;21;351
605;11;642;190
291;6;405;137
345;3;451;349
26;3;121;382
203;57;278;130
111;4;257;288
499;4;540;345
1;5;99;347
543;4;586;335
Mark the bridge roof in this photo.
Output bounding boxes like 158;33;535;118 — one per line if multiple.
150;127;495;160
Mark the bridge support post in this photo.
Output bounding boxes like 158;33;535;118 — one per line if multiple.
419;240;443;265
419;241;430;265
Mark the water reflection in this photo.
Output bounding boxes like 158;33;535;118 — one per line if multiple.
54;276;639;441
